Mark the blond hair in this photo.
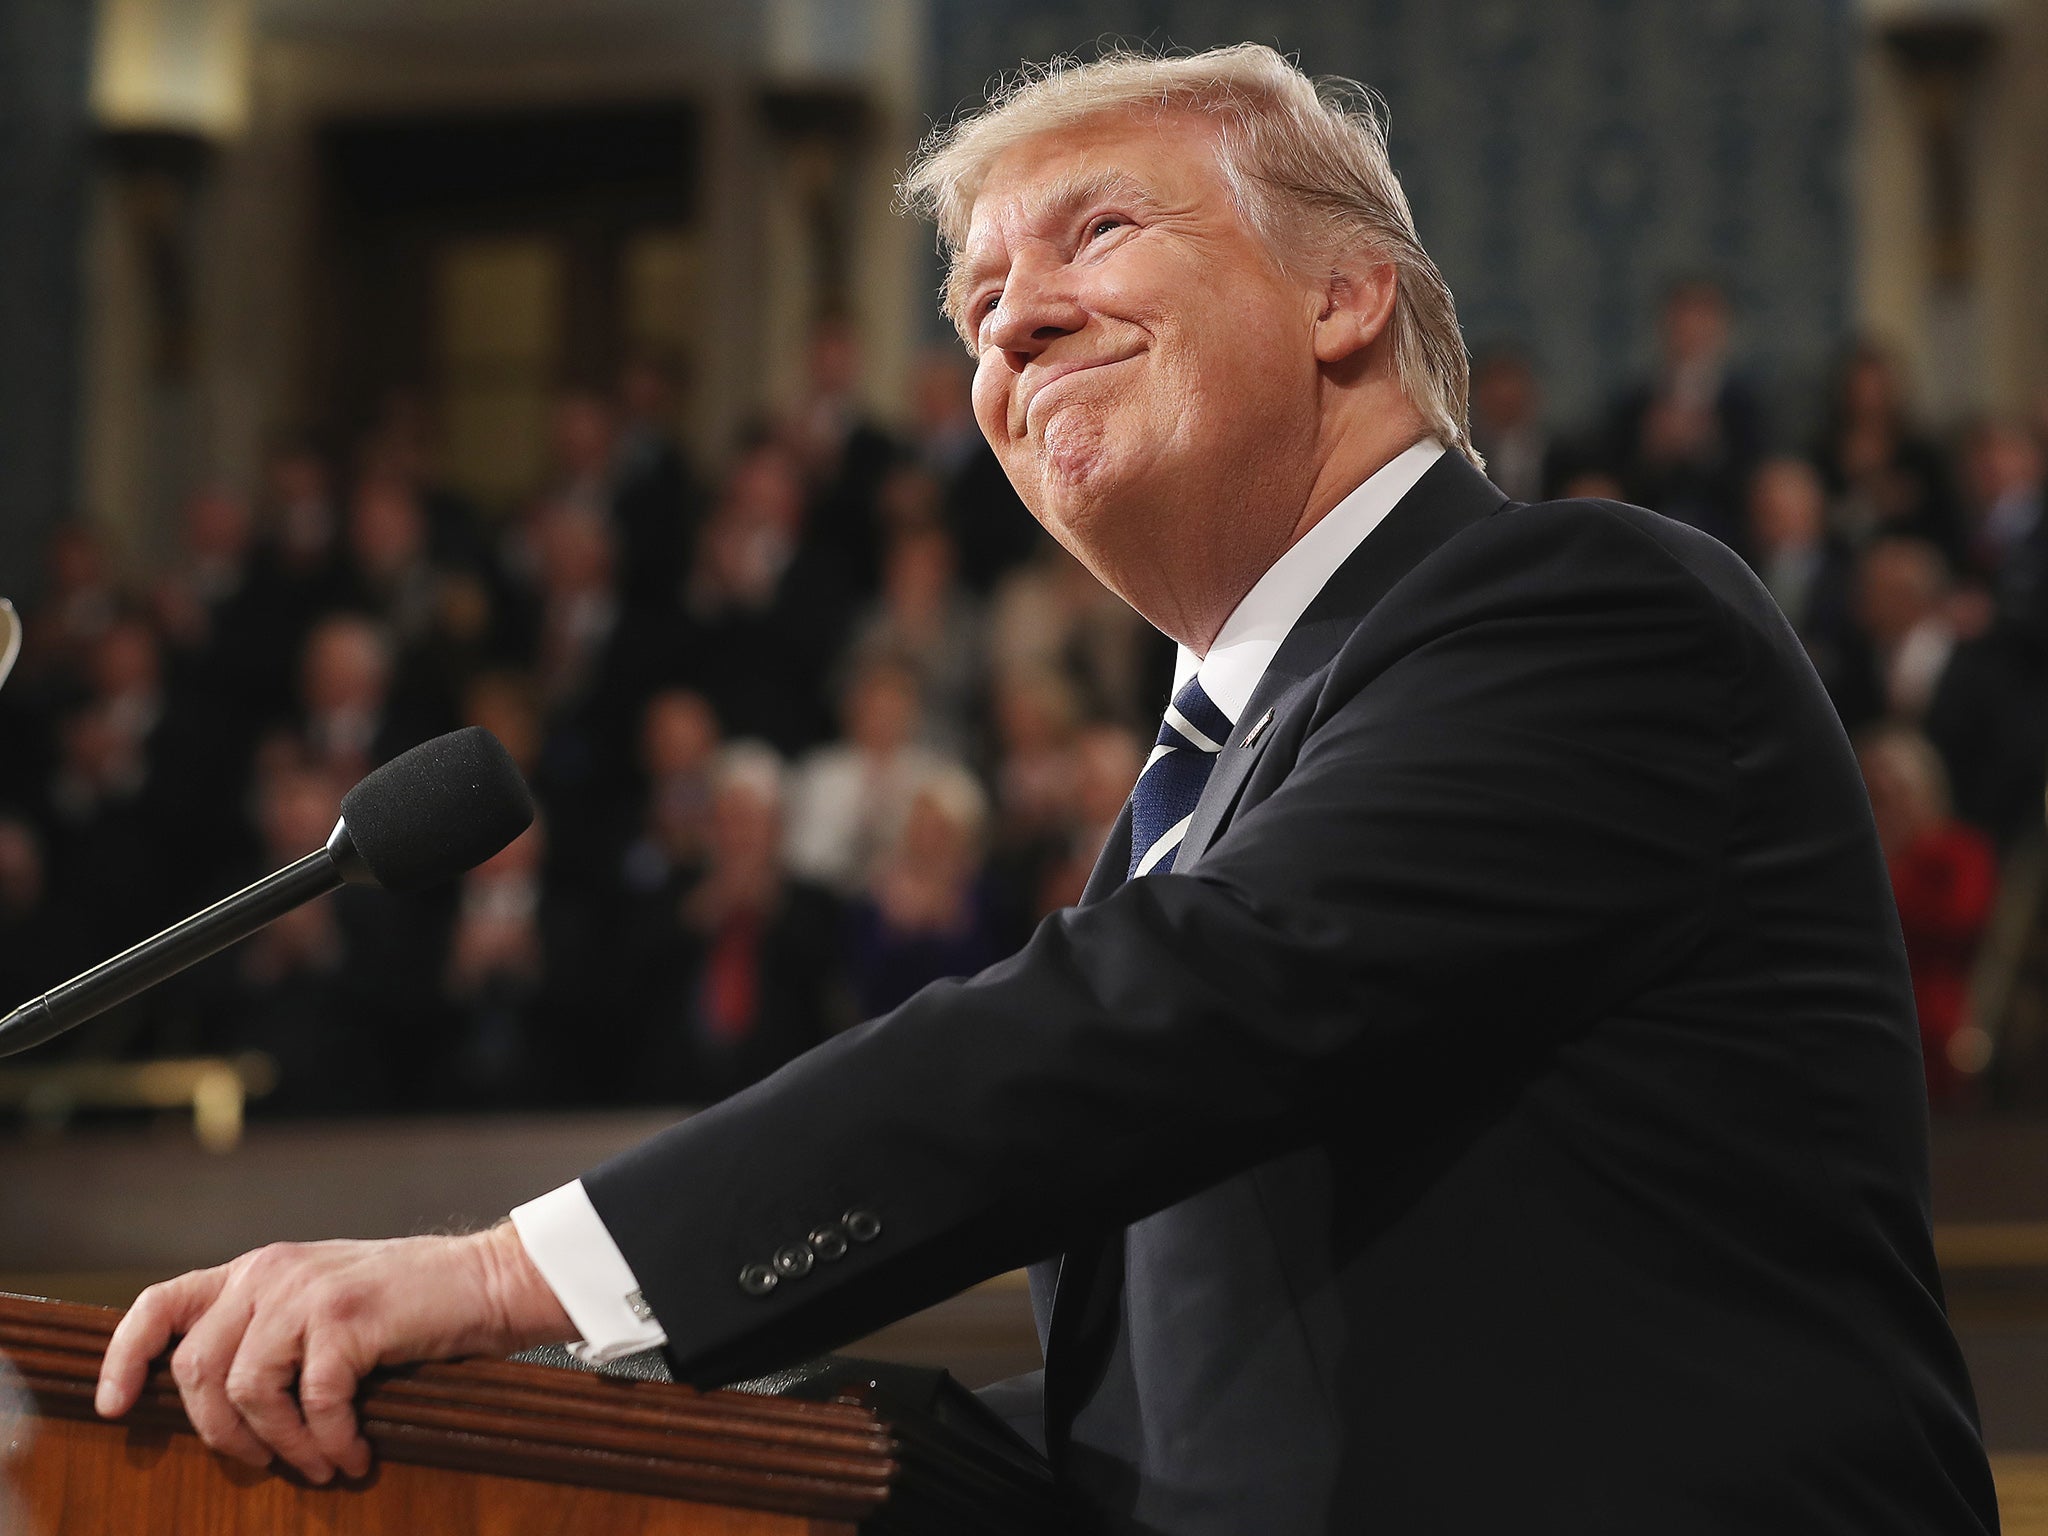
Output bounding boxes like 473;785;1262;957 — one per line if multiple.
900;43;1478;466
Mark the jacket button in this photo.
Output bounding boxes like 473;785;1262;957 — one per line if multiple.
843;1207;882;1244
737;1262;778;1296
773;1244;814;1279
808;1223;849;1262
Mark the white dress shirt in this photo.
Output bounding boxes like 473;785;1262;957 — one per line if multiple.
511;436;1448;1363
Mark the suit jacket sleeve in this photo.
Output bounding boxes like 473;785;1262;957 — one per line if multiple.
582;501;1737;1387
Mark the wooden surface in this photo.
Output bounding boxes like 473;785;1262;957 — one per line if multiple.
0;1295;1067;1536
0;1294;898;1529
2;1416;855;1535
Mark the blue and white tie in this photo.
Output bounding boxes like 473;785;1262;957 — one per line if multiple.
1128;675;1234;879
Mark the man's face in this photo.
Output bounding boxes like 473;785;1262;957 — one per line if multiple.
960;112;1324;632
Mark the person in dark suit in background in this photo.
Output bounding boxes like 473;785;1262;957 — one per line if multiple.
614;741;854;1105
1607;278;1768;556
98;44;1996;1536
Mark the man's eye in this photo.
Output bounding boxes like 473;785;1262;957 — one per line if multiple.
981;292;1002;316
1089;217;1124;240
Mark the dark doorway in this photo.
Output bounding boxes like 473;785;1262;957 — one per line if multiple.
312;101;702;511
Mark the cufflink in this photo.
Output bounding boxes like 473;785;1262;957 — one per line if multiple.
626;1288;655;1322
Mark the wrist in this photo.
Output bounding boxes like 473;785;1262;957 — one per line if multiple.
472;1220;576;1351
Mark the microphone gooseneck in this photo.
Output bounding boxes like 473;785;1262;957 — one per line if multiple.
0;851;342;1057
0;727;536;1060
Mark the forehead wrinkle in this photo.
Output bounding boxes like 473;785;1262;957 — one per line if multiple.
946;164;1162;338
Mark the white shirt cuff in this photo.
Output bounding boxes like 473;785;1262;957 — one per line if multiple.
509;1179;669;1364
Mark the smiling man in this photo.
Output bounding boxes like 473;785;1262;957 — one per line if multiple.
97;45;1997;1535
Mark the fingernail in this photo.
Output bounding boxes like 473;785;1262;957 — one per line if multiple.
93;1381;115;1416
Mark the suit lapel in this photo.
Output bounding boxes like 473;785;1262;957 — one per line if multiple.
1178;452;1509;868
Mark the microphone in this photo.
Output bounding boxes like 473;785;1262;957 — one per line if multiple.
0;726;535;1060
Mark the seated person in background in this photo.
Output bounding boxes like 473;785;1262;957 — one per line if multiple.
844;525;986;759
680;438;852;753
198;758;413;1115
1841;537;2048;846
619;743;853;1104
295;613;414;785
611;355;704;614
1032;720;1145;916
615;688;723;907
1745;455;1854;690
439;816;589;1108
849;762;1006;1016
1960;418;2048;642
1605;278;1767;556
1466;346;1559;504
1838;537;1962;730
1857;724;1998;1107
1814;342;1961;560
784;657;952;897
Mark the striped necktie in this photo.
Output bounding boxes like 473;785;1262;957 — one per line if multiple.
1128;675;1234;879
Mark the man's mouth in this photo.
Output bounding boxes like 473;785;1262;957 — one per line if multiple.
1022;354;1138;433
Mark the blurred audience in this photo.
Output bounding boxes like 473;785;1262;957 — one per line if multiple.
1469;348;1559;504
909;346;1044;590
681;437;852;752
846;525;985;756
1859;726;1998;1107
440;816;588;1107
7;288;2045;1121
1961;419;2048;639
1815;343;1961;559
785;657;952;897
851;762;1005;1015
1746;456;1854;687
1607;279;1766;554
612;356;703;609
620;743;853;1102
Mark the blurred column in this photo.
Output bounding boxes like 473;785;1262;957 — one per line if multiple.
79;0;253;564
757;0;925;424
0;0;95;600
1883;11;1998;424
1855;0;2044;425
1977;0;2048;419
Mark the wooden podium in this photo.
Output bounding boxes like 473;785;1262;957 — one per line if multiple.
0;1296;1067;1534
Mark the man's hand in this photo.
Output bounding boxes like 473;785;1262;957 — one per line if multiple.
94;1224;575;1483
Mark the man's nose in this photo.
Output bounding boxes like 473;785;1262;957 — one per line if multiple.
986;263;1087;364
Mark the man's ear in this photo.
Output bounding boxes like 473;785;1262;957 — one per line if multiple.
1311;259;1399;367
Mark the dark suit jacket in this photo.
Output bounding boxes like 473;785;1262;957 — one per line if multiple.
583;454;1996;1534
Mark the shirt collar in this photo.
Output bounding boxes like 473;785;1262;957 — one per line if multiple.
1173;438;1447;722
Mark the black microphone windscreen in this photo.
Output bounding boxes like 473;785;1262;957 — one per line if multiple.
338;727;536;892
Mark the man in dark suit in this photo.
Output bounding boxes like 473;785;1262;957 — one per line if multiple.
98;44;1995;1534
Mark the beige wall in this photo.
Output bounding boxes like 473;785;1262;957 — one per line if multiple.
1855;0;2048;427
1979;0;2048;422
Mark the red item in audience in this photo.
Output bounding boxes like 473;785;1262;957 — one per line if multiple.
1887;821;1996;1104
700;909;763;1043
